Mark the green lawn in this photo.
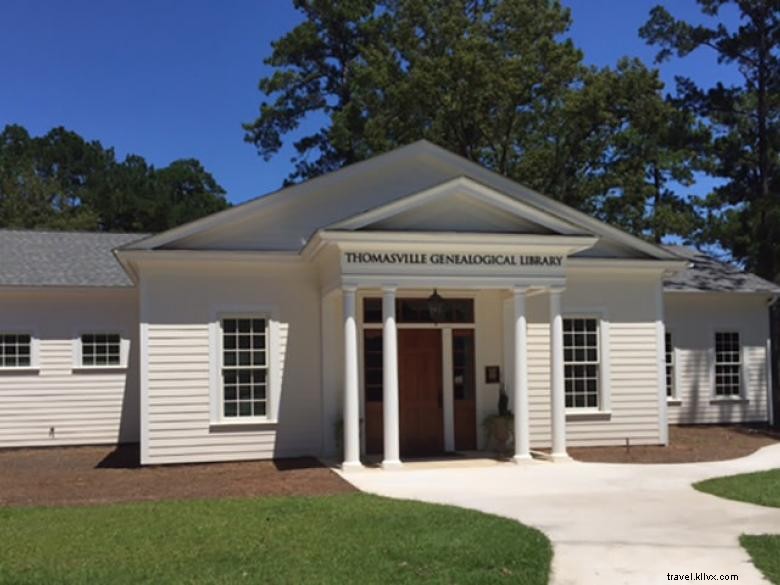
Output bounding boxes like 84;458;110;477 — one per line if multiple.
0;493;551;585
741;535;780;585
694;469;780;585
693;468;780;508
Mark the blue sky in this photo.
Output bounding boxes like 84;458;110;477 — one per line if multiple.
0;0;740;205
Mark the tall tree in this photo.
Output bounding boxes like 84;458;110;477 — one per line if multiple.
246;0;704;244
641;0;780;281
244;0;583;185
579;59;709;242
0;124;229;233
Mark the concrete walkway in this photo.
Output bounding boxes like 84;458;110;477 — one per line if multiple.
339;445;780;585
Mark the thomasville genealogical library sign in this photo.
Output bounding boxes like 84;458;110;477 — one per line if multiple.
343;251;565;267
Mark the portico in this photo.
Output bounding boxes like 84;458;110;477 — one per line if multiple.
304;226;598;469
340;283;575;469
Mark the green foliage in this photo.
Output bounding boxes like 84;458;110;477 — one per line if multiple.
245;0;705;243
641;0;780;280
0;124;229;233
0;493;552;584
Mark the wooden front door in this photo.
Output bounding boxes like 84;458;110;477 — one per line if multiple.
398;329;444;456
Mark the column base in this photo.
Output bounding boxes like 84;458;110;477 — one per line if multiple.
341;461;364;472
512;454;533;464
381;459;403;470
549;452;572;463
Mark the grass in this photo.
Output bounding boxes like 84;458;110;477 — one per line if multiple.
694;469;780;585
741;535;780;585
693;468;780;508
0;493;551;585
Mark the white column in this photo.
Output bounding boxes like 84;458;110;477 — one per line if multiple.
442;328;455;452
381;286;402;468
342;286;362;470
549;287;569;461
512;287;531;463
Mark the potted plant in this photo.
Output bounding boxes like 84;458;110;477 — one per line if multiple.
482;384;514;456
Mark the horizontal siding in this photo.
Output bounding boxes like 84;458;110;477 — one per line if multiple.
527;320;661;448
665;294;770;425
0;340;131;447
145;324;277;464
0;289;139;448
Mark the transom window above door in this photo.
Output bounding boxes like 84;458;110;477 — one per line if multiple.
363;297;474;324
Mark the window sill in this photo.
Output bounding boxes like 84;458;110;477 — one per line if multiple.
0;367;39;375
667;398;682;406
72;366;127;373
210;420;278;433
566;410;612;422
710;397;748;405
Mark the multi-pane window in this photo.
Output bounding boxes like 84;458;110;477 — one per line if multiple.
221;317;268;418
563;318;599;408
714;331;741;397
665;332;675;398
0;334;32;368
81;333;121;366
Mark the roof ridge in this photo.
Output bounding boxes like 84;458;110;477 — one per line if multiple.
0;228;151;237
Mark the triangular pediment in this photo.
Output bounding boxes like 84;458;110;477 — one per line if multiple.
120;140;678;261
328;177;583;236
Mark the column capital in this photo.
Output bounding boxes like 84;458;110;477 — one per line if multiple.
548;286;566;297
511;285;530;296
381;285;398;294
342;284;358;294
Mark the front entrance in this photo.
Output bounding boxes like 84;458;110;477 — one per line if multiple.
362;296;477;458
398;329;443;456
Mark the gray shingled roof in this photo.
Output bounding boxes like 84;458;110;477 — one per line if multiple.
663;245;780;294
0;230;148;287
1;231;777;293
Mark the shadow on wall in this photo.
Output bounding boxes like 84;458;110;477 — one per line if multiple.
682;347;706;423
272;320;322;459
117;337;140;444
682;340;754;423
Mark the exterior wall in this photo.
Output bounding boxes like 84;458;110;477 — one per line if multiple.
501;272;664;448
665;293;771;424
0;288;139;447
140;259;322;465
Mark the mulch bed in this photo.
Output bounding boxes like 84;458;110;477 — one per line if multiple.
0;444;354;507
569;424;780;464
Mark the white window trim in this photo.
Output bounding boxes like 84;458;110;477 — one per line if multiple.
562;309;611;414
72;330;130;370
665;329;681;404
709;327;746;401
0;328;40;372
208;305;281;426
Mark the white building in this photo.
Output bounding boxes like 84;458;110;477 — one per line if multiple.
0;141;776;467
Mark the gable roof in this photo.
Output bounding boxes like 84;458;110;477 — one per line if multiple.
327;176;586;235
121;140;678;261
0;229;148;288
663;245;780;294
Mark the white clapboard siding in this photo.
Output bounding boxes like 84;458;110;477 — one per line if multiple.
518;274;665;448
141;261;323;465
665;293;770;424
0;288;139;447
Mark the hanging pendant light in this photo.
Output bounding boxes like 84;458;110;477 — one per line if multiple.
427;289;446;324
